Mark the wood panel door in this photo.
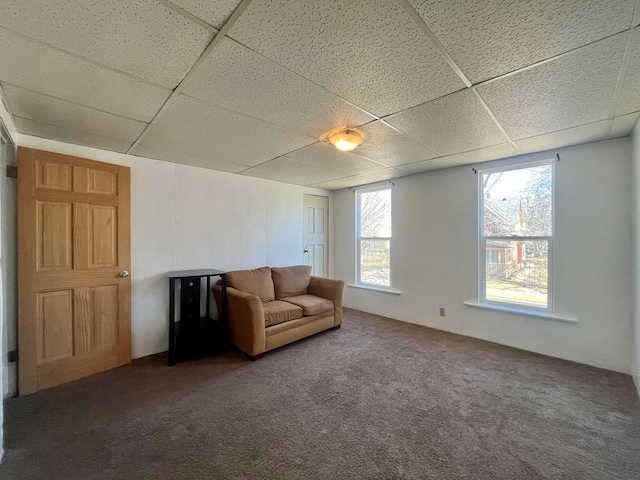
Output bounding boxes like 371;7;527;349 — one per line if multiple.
303;194;329;277
18;148;131;395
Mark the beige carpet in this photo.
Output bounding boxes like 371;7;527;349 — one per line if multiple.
1;308;639;480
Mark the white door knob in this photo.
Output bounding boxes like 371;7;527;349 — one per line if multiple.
119;270;130;278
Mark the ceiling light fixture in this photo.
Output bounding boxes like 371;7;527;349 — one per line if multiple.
328;130;363;152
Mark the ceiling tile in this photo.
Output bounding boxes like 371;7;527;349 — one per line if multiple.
139;94;316;166
408;0;634;83
351;121;438;166
0;28;171;123
611;112;640;136
131;144;249;172
241;157;332;186
181;38;375;137
0;0;212;88
397;143;518;174
4;84;147;143
616;30;640;115
228;0;464;116
477;33;627;140
309;168;409;190
168;0;242;28
284;142;386;177
244;141;388;186
515;120;611;153
15;117;134;153
385;89;507;156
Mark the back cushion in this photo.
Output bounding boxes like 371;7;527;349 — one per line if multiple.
272;265;312;299
227;267;275;303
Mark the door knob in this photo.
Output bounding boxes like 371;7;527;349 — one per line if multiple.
119;270;130;278
304;248;309;253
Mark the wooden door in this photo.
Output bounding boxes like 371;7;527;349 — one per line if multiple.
303;194;329;277
18;148;131;395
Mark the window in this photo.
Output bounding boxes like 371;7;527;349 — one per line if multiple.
356;187;391;287
479;160;554;311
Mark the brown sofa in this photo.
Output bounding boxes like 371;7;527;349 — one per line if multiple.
212;265;344;359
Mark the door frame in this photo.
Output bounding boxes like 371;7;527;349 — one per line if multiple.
303;193;329;277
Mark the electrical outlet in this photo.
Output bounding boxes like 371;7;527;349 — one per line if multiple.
439;307;445;317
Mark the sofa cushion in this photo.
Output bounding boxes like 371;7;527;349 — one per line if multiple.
227;267;275;303
281;294;333;316
263;300;304;327
272;265;312;299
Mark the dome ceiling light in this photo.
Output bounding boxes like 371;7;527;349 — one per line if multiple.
328;130;363;152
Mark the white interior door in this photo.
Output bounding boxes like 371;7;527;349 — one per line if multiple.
303;194;328;277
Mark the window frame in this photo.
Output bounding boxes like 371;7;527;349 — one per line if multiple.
478;158;556;313
355;186;392;289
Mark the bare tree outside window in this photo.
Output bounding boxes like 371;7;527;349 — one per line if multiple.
357;188;391;286
481;162;553;309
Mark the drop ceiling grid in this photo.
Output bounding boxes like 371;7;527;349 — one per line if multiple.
179;37;377;138
163;0;244;29
125;0;255;154
384;88;510;156
608;27;640;127
396;143;519;174
14;116;139;153
476;32;629;141
406;0;636;84
135;94;317;166
515;119;613;154
132;143;251;173
308;168;411;190
347;121;440;166
614;27;640;116
227;0;467;117
0;0;637;190
0;0;215;89
3;84;147;142
241;156;338;186
0;26;172;122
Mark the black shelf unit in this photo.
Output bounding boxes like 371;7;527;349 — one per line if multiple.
168;269;228;366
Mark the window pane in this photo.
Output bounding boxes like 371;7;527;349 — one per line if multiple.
360;239;390;286
485;240;548;308
482;164;552;236
359;189;391;237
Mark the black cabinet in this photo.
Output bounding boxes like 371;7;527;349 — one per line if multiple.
168;269;228;366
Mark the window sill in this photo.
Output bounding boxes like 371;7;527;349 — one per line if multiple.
347;284;402;295
463;301;577;323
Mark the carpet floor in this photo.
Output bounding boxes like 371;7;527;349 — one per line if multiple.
1;309;639;480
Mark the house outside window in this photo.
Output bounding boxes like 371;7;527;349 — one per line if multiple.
479;160;554;311
356;187;391;288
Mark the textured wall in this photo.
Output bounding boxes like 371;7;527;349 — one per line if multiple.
632;121;640;395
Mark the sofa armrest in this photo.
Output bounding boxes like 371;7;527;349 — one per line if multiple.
213;285;266;356
308;276;344;327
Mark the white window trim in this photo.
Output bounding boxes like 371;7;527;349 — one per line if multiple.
477;158;556;313
355;186;393;289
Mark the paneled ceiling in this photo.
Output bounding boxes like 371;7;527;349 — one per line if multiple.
0;0;639;190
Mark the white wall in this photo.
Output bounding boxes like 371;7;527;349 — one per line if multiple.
0;94;17;459
0;139;16;400
12;135;331;374
632;121;640;394
334;138;633;374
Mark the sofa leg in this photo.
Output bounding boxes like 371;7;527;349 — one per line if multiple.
332;325;341;330
250;354;263;361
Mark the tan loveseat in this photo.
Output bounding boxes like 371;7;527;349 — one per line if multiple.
212;266;344;359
